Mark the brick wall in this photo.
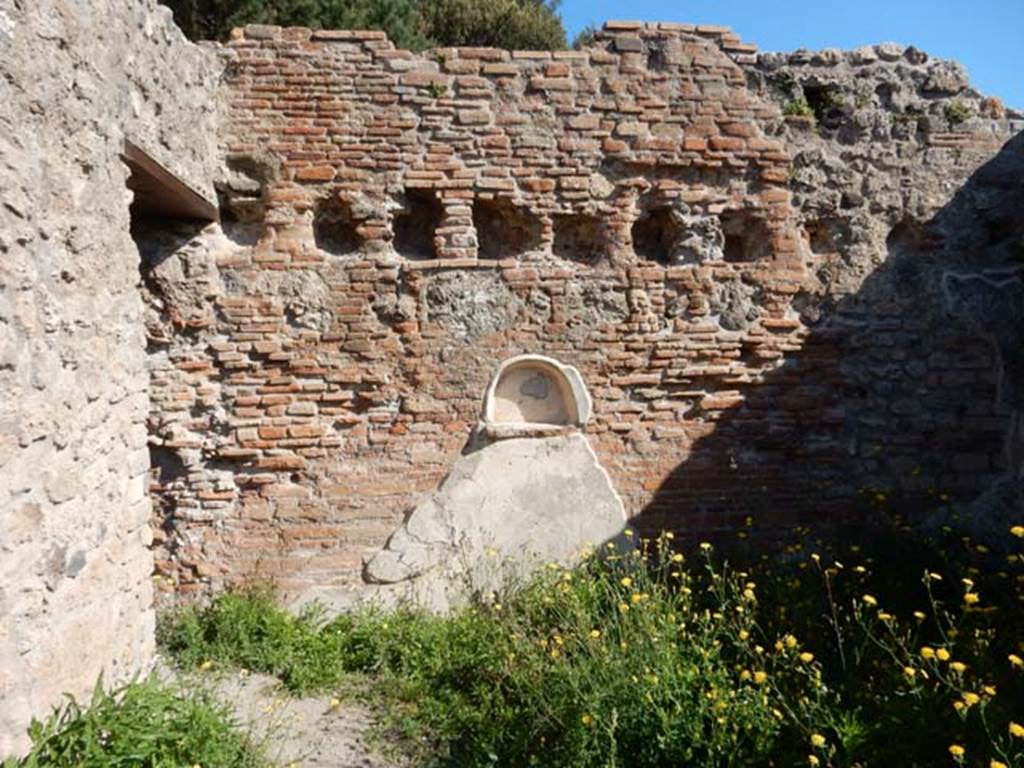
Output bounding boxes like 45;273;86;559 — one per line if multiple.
146;22;1020;596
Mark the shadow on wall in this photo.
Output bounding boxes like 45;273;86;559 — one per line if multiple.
632;131;1024;543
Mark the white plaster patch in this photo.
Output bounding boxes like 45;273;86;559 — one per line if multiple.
0;10;15;44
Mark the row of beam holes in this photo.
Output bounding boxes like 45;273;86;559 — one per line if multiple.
632;208;772;265
311;193;769;264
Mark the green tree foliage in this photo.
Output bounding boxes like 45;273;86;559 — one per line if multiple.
570;23;598;50
418;0;566;50
162;0;567;50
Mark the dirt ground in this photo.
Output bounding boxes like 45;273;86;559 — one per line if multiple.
203;670;406;768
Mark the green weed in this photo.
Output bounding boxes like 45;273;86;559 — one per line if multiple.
783;97;815;121
3;676;265;768
945;101;973;126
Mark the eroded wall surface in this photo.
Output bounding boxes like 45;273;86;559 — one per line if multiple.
142;24;1021;598
0;0;219;752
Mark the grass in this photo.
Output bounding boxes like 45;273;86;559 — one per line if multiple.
159;519;1024;768
2;676;266;768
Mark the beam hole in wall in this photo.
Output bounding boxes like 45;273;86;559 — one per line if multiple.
552;212;609;266
647;45;668;71
394;188;443;260
472;197;543;259
313;195;362;256
720;211;772;263
802;82;846;127
215;153;278;246
806;217;852;258
886;218;932;299
125;141;216;277
632;206;681;264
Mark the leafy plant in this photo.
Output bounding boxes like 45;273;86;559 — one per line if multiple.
160;521;1024;768
2;676;265;768
783;97;815;120
424;81;447;99
945;101;973;126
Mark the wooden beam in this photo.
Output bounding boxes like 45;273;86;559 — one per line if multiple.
122;139;218;221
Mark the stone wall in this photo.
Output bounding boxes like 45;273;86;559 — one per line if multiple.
0;0;219;753
145;21;1020;599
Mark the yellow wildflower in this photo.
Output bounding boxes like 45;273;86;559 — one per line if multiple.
964;592;980;605
808;756;820;767
799;652;815;664
937;648;951;661
951;661;967;674
618;603;630;613
753;670;768;684
784;634;798;649
1010;722;1024;738
877;611;893;621
700;541;712;552
620;576;632;587
903;666;916;679
738;629;750;641
949;744;965;758
1009;654;1023;669
810;733;826;748
962;692;980;706
198;660;214;671
920;646;936;659
913;611;926;621
862;594;878;607
581;714;593;726
991;760;1008;768
671;553;684;563
1011;525;1024;538
589;629;601;639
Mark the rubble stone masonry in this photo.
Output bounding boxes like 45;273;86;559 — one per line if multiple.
0;0;220;752
143;23;1022;598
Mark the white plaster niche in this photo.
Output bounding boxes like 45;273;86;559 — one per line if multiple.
481;354;592;439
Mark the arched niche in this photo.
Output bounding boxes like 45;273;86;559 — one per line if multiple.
481;355;591;437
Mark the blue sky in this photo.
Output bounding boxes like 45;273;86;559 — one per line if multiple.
559;0;1023;109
